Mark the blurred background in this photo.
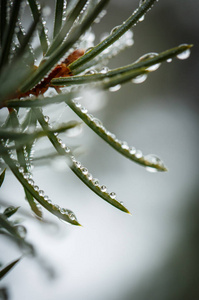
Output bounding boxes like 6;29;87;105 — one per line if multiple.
1;0;199;299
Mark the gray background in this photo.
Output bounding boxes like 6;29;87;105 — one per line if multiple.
1;1;199;299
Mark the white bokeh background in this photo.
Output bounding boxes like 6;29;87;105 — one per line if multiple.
1;1;199;299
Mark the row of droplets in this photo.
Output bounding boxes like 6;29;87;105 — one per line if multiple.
71;156;122;203
99;45;191;92
43;112;122;204
0;138;77;222
71;99;166;172
42;112;123;210
18;162;77;221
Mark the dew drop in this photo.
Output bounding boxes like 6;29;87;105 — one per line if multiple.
60;142;66;149
75;102;82;108
109;192;116;199
87;113;94;121
86;173;93;181
144;154;164;172
85;47;94;54
167;58;172;63
44;195;49;201
126;39;134;46
61;208;67;214
34;185;39;192
139;15;145;22
121;141;129;150
93;118;103;128
53;204;60;210
39;190;45;197
65;147;70;153
176;45;191;60
129;146;136;155
120;201;124;205
23;173;30;180
44;115;49;123
106;131;116;140
68;212;76;221
145;166;158;173
100;66;109;74
111;25;120;35
138;52;161;71
135;150;143;159
109;84;121;92
74;161;81;168
92;178;99;186
28;179;34;186
132;74;147;84
82;167;88;175
80;107;88;114
18;167;24;173
100;185;107;192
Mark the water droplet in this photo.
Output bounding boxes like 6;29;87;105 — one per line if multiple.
106;131;116;140
135;150;143;158
72;100;81;108
176;45;191;60
100;67;109;74
93;118;103;128
61;208;67;214
109;192;116;199
39;190;45;197
139;15;145;22
81;167;88;175
92;178;99;186
87;113;94;121
44;115;49;123
28;179;34;186
101;185;107;192
80;107;88;114
87;173;93;181
18;167;24;173
53;204;60;210
34;185;39;192
121;141;129;150
23;173;30;180
145;166;158;173
132;74;147;84
85;47;94;54
167;58;172;63
74;161;81;168
129;146;136;155
111;25;120;35
109;84;121;92
60;142;66;149
44;195;49;201
144;154;164;172
65;147;70;153
68;212;76;221
138;53;161;71
15;225;27;238
126;39;134;46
